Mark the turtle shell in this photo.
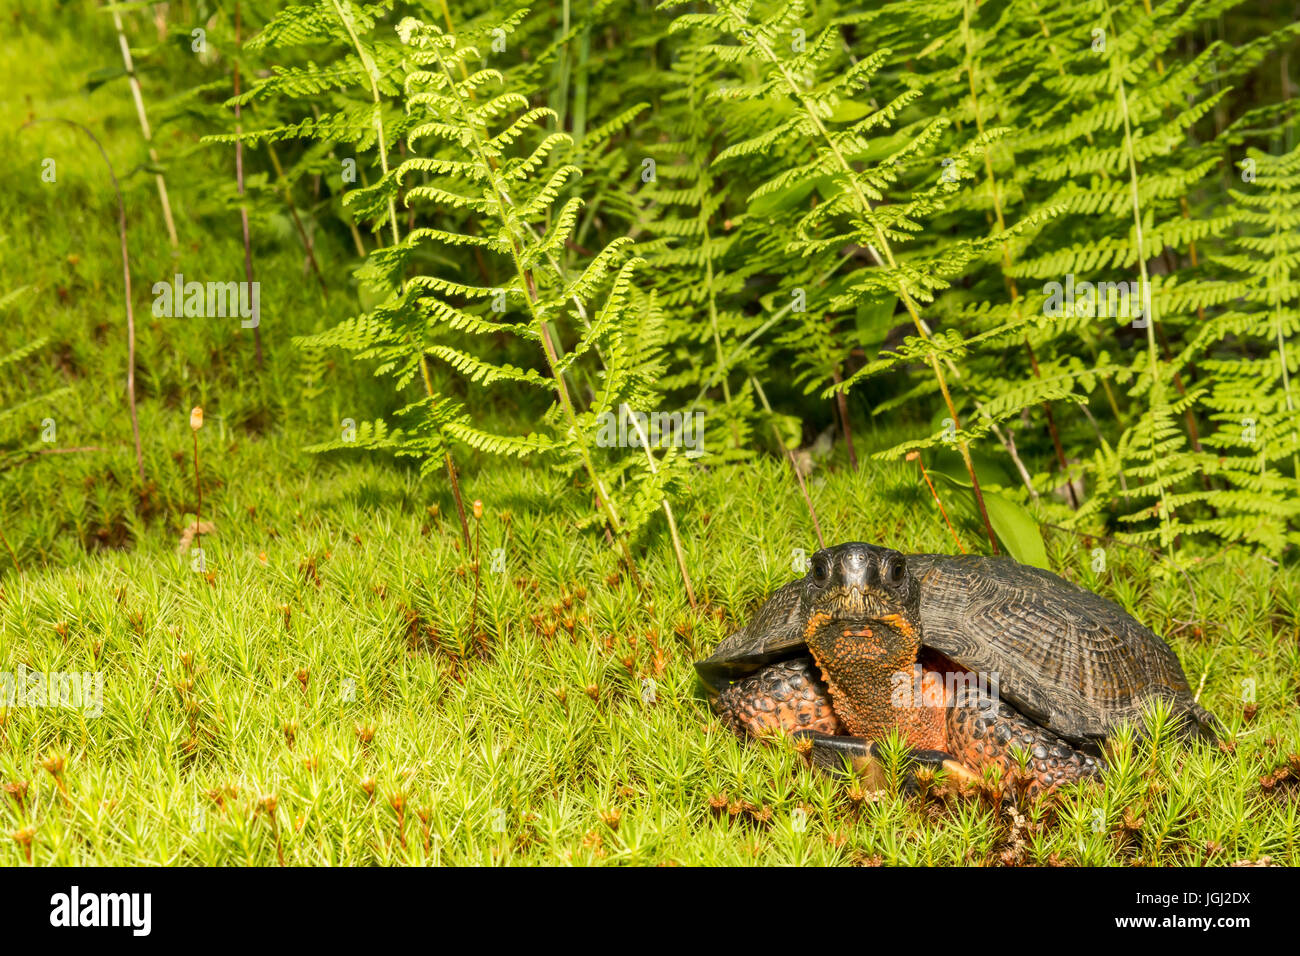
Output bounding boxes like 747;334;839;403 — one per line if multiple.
695;552;1217;745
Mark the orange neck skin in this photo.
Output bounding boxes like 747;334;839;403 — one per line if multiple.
805;612;948;751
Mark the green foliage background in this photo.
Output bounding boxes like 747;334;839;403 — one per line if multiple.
4;0;1300;569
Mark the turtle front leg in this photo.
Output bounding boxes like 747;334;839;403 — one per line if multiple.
711;659;977;792
712;657;843;737
946;697;1100;798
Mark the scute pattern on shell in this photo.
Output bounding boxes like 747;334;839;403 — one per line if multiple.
909;554;1214;743
699;578;809;685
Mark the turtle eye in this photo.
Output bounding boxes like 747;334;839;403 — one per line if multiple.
810;557;830;587
881;554;906;587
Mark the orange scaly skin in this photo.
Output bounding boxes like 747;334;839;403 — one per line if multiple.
811;647;948;750
875;613;916;639
713;653;1097;797
945;696;1098;795
714;657;843;737
805;608;946;751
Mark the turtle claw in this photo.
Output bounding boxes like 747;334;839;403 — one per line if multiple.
794;730;978;793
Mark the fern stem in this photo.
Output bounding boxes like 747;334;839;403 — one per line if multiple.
551;0;573;133
427;2;593;414
989;422;1038;503
106;1;178;250
620;404;697;608
444;448;471;553
233;1;263;368
1136;1;1209;464
961;0;1073;506
731;4;998;552
552;284;693;600
1107;0;1176;558
1076;398;1127;494
908;451;966;553
520;256;640;581
501;225;686;596
264;142;328;297
347;217;367;258
427;43;642;583
751;377;825;549
419;356;471;553
0;521;20;575
330;0;400;247
693;248;858;407
421;6;680;594
681;35;741;451
435;0;456;33
335;0;472;551
1270;244;1300;482
1032;1;1125;430
700;216;739;447
829;367;858;470
572;14;591;145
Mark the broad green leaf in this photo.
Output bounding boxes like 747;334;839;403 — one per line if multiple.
927;468;1049;568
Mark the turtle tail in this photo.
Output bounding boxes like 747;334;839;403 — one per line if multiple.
1180;701;1221;745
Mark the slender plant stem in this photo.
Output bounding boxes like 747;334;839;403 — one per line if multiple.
909;452;967;553
751;377;825;549
264;142;328;297
430;39;642;584
960;0;1073;506
24;119;145;485
192;429;202;551
621;404;698;608
700;216;741;449
333;0;472;551
1107;0;1176;557
989;422;1038;502
106;2;178;249
331;0;400;247
693;249;858;406
470;508;481;635
233;1;263;367
1136;0;1208;464
830;367;859;470
1270;229;1300;480
1029;0;1138;437
420;358;471;553
732;4;998;551
0;523;21;574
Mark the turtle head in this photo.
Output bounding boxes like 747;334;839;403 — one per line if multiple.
802;543;922;736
